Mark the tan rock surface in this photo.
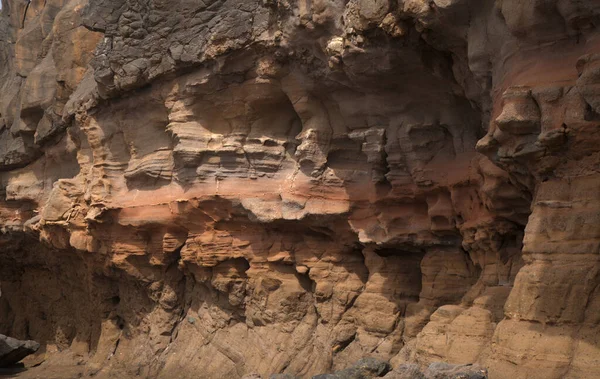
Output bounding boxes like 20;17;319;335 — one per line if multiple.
0;0;599;378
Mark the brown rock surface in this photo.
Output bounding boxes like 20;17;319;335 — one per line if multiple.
0;0;598;378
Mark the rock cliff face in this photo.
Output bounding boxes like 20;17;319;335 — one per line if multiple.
0;0;599;378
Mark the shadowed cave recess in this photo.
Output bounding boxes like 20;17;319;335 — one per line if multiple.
0;0;599;378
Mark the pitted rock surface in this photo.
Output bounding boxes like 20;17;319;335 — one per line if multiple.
0;0;599;378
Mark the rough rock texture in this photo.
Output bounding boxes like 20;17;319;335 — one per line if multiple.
248;359;486;379
384;362;487;379
313;357;391;379
0;334;40;367
0;0;598;378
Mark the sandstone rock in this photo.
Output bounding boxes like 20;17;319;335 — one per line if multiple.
0;0;598;378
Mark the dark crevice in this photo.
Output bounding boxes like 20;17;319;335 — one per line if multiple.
110;296;121;305
584;103;600;121
21;0;30;28
333;332;356;354
374;248;425;258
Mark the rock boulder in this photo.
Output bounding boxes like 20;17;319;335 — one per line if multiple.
0;334;40;367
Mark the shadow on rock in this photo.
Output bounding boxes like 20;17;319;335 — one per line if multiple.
0;334;39;368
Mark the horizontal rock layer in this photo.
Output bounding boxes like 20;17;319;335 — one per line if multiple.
0;0;598;378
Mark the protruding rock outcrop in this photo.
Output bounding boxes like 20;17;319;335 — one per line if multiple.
0;334;39;367
0;0;599;378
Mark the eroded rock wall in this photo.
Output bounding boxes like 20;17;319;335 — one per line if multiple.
0;0;598;378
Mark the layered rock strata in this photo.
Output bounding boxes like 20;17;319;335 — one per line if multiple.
0;0;599;378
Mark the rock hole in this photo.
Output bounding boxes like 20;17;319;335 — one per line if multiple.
333;332;356;354
115;316;125;330
584;103;600;121
263;139;279;147
296;270;315;294
374;247;424;258
111;296;121;305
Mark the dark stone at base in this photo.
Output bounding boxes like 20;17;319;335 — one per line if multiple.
0;334;40;367
383;362;487;379
269;359;486;379
384;364;425;379
312;357;392;379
